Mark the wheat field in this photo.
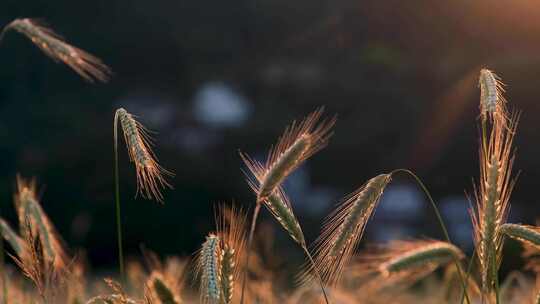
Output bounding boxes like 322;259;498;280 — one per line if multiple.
2;18;540;304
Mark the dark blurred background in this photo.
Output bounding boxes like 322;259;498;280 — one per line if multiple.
1;0;540;274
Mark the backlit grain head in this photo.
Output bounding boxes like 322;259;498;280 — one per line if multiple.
303;173;391;286
240;155;305;246
479;68;507;123
195;234;222;304
114;108;173;203
1;18;111;82
242;107;335;204
471;111;518;294
14;176;68;270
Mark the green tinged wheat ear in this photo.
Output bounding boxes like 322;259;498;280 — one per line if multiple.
114;108;173;203
500;224;540;249
15;176;68;270
304;173;391;286
0;18;111;82
471;111;518;296
196;234;222;304
0;218;25;257
378;240;464;276
216;206;247;304
479;68;507;123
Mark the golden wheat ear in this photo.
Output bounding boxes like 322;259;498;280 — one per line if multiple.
301;173;392;287
252;107;335;203
14;175;69;271
114;108;173;203
470;111;519;296
1;18;112;82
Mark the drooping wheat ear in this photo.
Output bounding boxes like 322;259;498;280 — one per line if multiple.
14;176;68;270
147;272;181;304
215;206;247;304
195;234;222;304
0;18;111;82
479;68;507;123
114;108;173;203
471;111;519;296
245;107;335;204
500;224;540;249
303;173;391;286
377;240;464;277
0;218;26;258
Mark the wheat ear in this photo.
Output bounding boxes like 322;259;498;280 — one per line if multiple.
239;108;334;304
1;18;111;82
147;272;181;304
215;206;247;304
500;224;540;249
242;156;330;301
15;176;68;270
0;217;26;258
303;173;391;287
471;111;518;298
377;240;464;277
114;108;173;203
195;234;222;304
479;68;507;123
251;107;335;204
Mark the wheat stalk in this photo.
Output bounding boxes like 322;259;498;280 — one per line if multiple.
15;176;68;270
471;110;518;299
303;173;391;286
195;234;222;304
1;18;111;82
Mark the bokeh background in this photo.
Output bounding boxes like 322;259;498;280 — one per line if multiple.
2;0;540;275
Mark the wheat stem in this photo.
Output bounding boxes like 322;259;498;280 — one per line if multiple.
240;203;261;304
302;246;330;304
0;209;6;304
114;113;125;281
391;168;471;304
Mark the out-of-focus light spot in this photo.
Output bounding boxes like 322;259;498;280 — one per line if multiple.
373;224;416;242
440;196;473;249
171;127;220;153
378;184;423;219
193;82;251;128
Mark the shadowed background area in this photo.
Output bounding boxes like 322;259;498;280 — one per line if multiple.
1;0;539;275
